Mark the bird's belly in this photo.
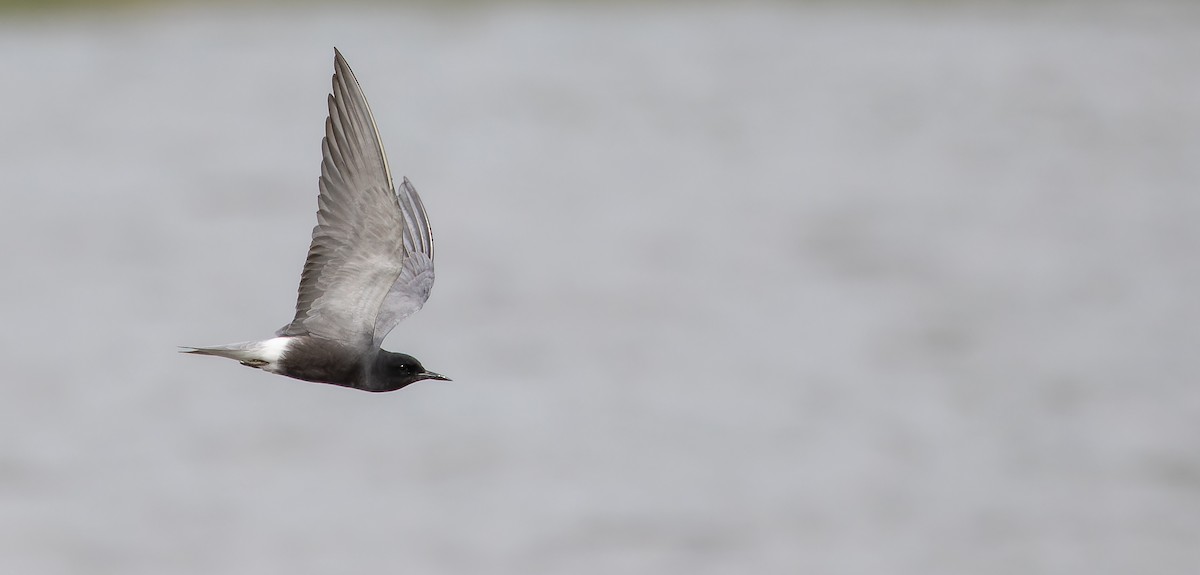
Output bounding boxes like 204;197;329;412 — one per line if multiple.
274;337;367;387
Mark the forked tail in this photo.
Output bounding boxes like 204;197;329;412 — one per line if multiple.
179;342;261;362
178;338;293;371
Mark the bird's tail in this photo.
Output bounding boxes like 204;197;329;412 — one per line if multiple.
178;341;264;362
179;337;291;371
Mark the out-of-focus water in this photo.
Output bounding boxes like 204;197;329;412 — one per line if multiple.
1;2;1198;573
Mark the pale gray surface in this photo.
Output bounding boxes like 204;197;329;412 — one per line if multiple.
1;3;1198;574
277;51;436;348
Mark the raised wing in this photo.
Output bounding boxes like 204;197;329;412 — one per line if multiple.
371;177;435;346
277;49;435;346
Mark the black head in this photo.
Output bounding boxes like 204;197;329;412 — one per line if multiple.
370;351;450;392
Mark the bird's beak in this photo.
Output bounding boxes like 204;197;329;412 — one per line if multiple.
422;371;451;382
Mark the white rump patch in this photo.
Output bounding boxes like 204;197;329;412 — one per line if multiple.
256;337;293;373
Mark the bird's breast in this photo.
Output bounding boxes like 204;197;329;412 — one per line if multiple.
274;336;369;387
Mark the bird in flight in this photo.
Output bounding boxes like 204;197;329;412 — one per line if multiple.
183;49;448;392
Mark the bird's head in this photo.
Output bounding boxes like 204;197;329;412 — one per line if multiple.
372;351;450;392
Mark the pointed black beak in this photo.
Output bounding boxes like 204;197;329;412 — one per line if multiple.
421;371;451;382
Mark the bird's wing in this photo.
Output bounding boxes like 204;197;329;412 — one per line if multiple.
371;176;435;346
276;49;435;347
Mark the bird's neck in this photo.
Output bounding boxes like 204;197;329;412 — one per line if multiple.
362;350;410;393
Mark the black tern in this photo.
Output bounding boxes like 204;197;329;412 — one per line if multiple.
183;49;448;392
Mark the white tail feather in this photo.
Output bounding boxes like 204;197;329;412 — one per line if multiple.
181;337;292;372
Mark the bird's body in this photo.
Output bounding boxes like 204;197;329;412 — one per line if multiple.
183;49;447;392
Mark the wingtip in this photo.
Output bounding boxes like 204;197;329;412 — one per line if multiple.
331;48;356;87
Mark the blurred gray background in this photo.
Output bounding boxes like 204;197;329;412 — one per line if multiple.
1;1;1198;573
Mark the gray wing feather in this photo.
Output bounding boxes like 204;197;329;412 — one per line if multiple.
371;177;435;345
277;49;435;346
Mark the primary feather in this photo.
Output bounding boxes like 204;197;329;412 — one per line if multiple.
276;49;436;346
